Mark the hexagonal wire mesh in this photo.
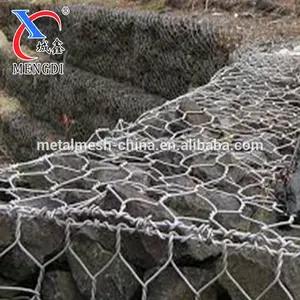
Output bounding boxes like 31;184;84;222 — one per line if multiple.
0;44;300;299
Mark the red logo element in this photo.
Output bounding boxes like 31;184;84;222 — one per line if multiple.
13;10;62;61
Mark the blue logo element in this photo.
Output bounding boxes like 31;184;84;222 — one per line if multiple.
11;9;46;39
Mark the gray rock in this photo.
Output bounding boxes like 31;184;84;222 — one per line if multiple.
162;174;197;190
47;166;97;190
78;224;169;270
213;208;253;233
217;250;297;300
0;214;64;282
12;173;53;190
94;183;172;268
11;197;66;210
89;182;222;268
283;165;300;222
48;154;88;170
281;256;300;300
174;236;221;265
183;152;226;183
145;265;221;300
165;186;241;220
57;190;100;205
179;98;217;126
90;165;130;184
148;150;184;166
99;183;174;221
231;150;267;169
17;160;51;174
47;167;87;185
0;213;15;248
41;271;84;300
0;275;20;299
67;230;139;300
121;164;153;187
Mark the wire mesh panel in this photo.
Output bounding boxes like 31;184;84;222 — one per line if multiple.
0;42;300;300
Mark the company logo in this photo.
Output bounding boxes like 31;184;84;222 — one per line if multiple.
12;9;62;61
11;9;68;75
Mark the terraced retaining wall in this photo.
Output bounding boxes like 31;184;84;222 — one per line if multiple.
0;1;239;161
1;1;240;98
